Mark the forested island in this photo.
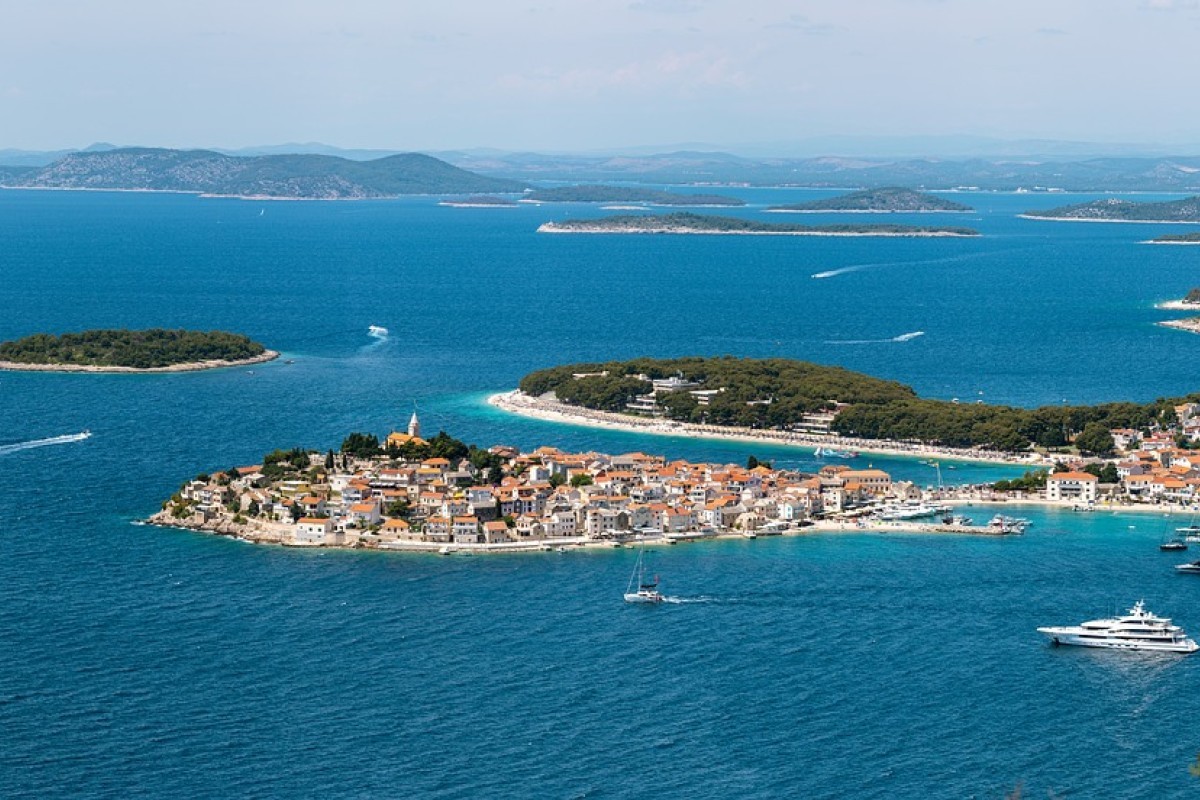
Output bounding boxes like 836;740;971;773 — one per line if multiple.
766;187;972;213
1150;232;1200;244
0;148;525;199
1023;195;1200;223
517;357;1192;454
0;329;276;372
524;185;744;206
537;212;979;237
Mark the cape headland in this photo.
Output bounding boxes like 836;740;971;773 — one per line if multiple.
766;187;972;213
1148;232;1200;244
0;329;277;373
537;212;979;237
1023;195;1200;223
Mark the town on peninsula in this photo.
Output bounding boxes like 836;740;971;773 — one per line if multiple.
151;358;1200;553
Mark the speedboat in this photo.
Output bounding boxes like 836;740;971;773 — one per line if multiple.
367;325;389;338
1037;600;1198;653
1176;560;1200;574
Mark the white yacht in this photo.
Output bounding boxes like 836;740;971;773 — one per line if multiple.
1037;600;1198;653
875;502;940;521
1175;560;1200;574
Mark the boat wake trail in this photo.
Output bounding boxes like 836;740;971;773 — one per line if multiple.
662;596;717;604
0;431;92;457
826;331;925;345
810;248;1020;280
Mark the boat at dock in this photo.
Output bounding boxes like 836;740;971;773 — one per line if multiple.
988;515;1030;534
876;502;940;521
623;546;663;604
1037;600;1198;653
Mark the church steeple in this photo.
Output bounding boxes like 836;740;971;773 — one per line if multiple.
407;408;421;439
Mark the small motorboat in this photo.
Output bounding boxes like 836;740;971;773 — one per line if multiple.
1176;560;1200;573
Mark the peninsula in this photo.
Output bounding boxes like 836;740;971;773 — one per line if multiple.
1023;195;1200;223
524;185;744;206
147;421;1023;553
537;212;979;237
507;356;1195;458
0;329;277;372
766;187;972;213
150;400;1200;554
0;147;526;199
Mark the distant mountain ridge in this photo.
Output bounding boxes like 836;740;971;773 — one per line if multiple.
0;148;526;198
444;151;1200;192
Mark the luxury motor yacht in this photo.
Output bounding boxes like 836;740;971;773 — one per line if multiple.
1037;600;1198;653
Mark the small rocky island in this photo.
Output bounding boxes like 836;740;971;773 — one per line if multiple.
1150;232;1200;244
767;187;972;213
524;185;745;206
538;212;979;237
1023;195;1200;223
0;329;277;372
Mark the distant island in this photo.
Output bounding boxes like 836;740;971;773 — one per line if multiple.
537;212;979;237
766;187;972;213
524;185;743;206
438;195;519;208
509;356;1193;456
0;147;526;199
0;329;277;372
1149;232;1200;244
1023;195;1200;223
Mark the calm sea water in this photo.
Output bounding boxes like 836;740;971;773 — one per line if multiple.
3;188;1200;797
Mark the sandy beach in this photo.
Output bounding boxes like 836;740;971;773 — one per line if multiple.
0;349;280;374
488;390;1048;467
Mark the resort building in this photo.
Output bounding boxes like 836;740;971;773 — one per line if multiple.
1046;472;1098;504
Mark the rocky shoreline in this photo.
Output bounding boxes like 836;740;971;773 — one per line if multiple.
0;349;279;374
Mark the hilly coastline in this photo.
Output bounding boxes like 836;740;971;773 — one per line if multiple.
0;147;526;199
767;187;972;213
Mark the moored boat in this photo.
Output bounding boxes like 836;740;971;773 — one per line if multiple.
1175;560;1200;574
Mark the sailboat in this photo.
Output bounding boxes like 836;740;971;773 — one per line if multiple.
624;545;663;604
1160;515;1188;551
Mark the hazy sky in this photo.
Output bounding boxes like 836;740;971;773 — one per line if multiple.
2;0;1198;152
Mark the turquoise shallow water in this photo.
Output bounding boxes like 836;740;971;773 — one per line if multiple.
3;189;1200;797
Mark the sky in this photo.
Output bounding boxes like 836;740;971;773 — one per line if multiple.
1;0;1198;154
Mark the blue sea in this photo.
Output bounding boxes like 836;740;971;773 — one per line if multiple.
3;188;1200;797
